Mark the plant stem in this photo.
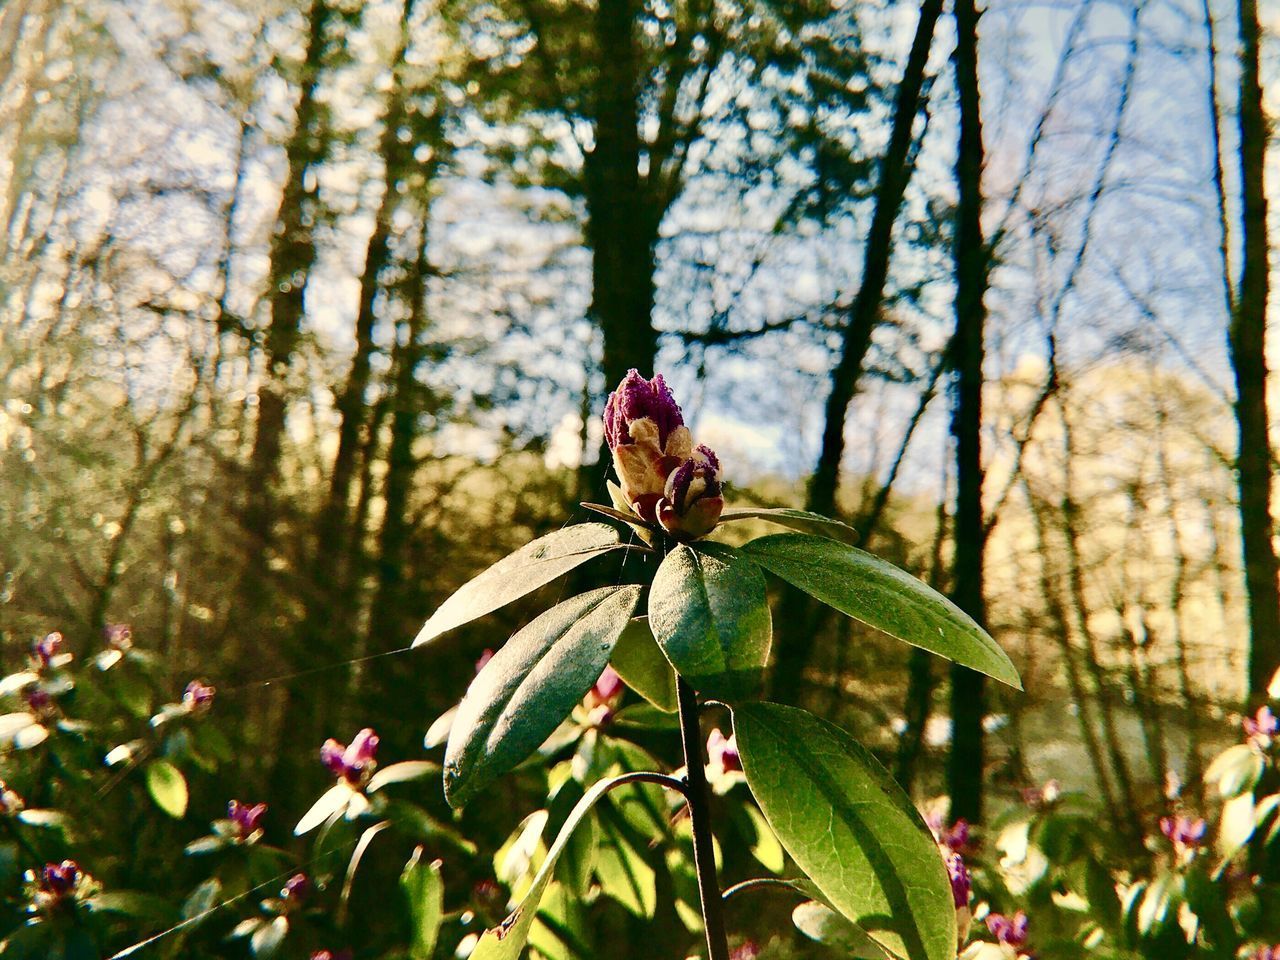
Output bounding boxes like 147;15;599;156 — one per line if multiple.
677;677;731;960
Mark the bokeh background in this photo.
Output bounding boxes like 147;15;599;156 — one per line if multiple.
3;0;1280;955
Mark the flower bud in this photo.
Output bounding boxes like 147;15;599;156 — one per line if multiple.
282;872;311;902
583;665;624;725
104;623;133;652
228;800;268;840
183;679;216;714
707;729;741;775
321;728;380;786
604;371;694;523
986;910;1029;949
41;861;79;898
1245;706;1278;749
656;445;724;540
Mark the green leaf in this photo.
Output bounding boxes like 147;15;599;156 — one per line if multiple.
469;774;647;960
1204;744;1264;798
413;524;625;647
719;506;858;543
145;760;188;819
742;533;1020;688
610;618;677;712
444;585;643;807
367;760;440;793
648;544;771;700
295;782;356;835
401;848;444;960
734;702;956;960
86;892;175;923
250;915;288;957
793;900;891;958
548;779;597;897
594;808;657;917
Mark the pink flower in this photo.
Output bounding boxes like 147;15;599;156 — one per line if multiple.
103;623;133;652
946;850;971;908
1022;779;1061;808
228;800;267;839
1160;814;1206;859
707;729;742;775
925;811;971;853
40;861;79;898
1244;706;1278;748
182;680;216;713
986;910;1029;949
321;728;379;785
32;632;64;669
729;941;761;960
583;666;624;725
282;872;311;903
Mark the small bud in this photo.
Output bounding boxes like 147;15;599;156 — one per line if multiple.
281;872;311;903
707;729;742;775
33;632;65;670
1160;814;1206;861
1244;706;1278;749
656;445;724;541
986;910;1029;949
183;680;216;714
583;666;624;725
0;781;24;815
228;800;268;840
40;861;79;898
104;623;133;652
321;729;379;786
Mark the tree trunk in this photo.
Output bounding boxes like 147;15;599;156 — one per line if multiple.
296;0;418;722
770;0;943;704
945;0;988;822
1232;0;1280;703
583;0;659;483
365;218;433;721
240;0;331;622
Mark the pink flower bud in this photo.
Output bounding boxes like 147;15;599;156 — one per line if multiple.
986;910;1029;949
656;445;724;541
707;729;742;775
183;680;216;713
605;371;695;523
228;800;268;839
321;729;379;785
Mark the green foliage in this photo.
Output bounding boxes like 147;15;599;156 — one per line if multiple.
742;532;1022;688
735;701;957;960
648;544;772;700
443;585;642;806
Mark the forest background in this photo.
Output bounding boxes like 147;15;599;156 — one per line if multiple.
3;0;1280;955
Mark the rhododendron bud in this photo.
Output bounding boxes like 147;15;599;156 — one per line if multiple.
1244;706;1278;749
104;623;133;651
986;910;1029;949
33;632;65;669
656;445;724;541
40;861;79;898
228;799;267;839
707;728;742;775
282;872;311;902
1160;814;1206;860
946;850;972;942
183;679;216;713
321;728;380;785
583;665;624;725
604;371;694;523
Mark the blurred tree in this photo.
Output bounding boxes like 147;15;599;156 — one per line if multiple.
1228;0;1280;704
